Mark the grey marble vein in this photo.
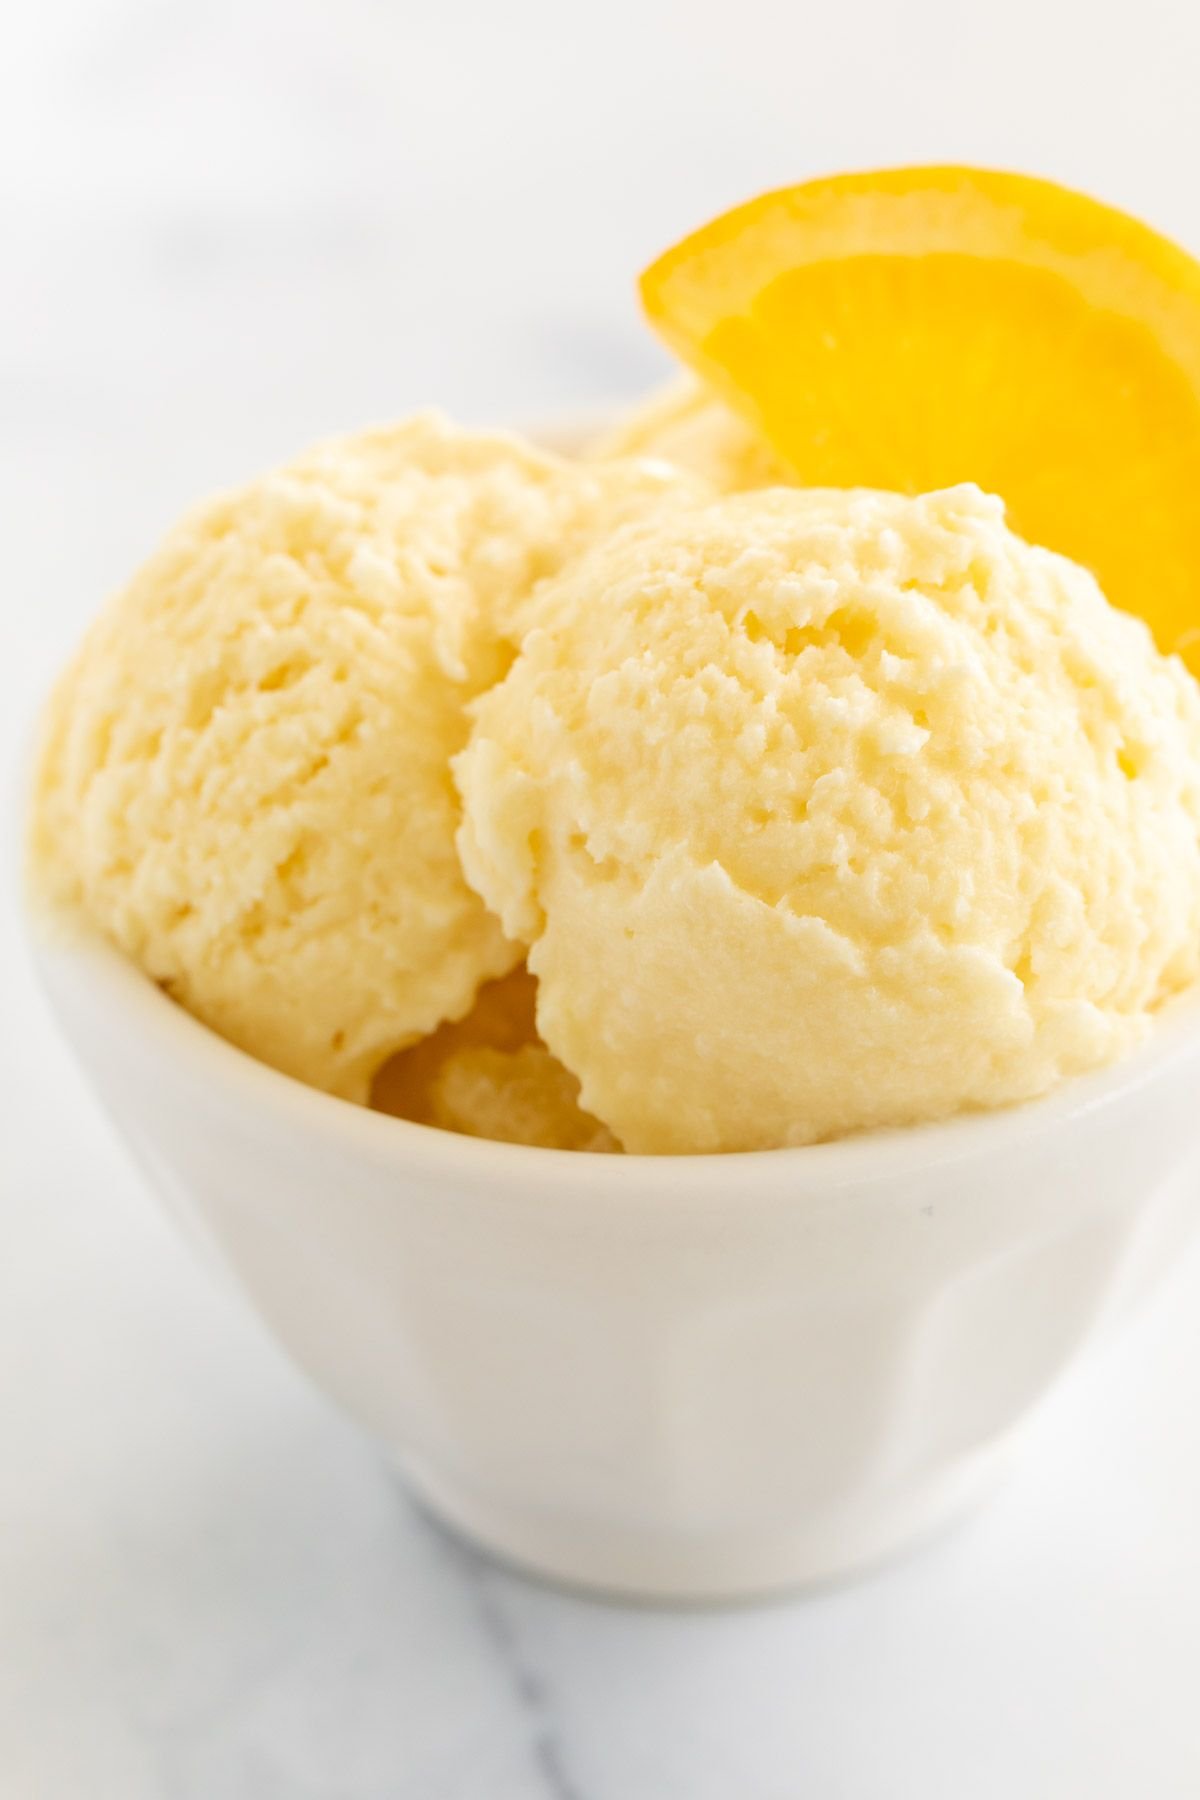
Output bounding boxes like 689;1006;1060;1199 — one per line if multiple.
432;1526;589;1800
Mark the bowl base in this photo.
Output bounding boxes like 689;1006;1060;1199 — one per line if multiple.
390;1443;1014;1605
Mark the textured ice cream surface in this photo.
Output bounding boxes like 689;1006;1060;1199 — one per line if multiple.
590;378;786;492
457;483;1200;1154
371;966;617;1151
429;1045;618;1152
31;413;698;1101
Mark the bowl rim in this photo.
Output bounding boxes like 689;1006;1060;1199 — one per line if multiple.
30;912;1200;1198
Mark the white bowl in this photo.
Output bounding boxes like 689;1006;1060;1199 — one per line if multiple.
27;409;1200;1600
31;917;1200;1601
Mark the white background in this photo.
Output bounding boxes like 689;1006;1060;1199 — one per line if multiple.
4;2;1200;1794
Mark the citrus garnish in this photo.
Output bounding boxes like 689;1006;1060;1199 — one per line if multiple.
640;167;1200;667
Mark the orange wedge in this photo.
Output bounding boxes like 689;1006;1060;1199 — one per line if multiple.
640;167;1200;668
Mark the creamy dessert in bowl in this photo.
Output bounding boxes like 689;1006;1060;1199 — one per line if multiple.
26;167;1200;1597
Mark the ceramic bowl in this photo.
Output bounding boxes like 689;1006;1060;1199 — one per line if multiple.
32;918;1200;1600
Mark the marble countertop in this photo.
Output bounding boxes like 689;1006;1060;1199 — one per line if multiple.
5;3;1200;1793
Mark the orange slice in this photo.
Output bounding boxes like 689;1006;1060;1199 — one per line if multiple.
640;167;1200;668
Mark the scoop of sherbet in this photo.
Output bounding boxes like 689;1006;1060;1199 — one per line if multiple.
590;378;786;492
430;1044;617;1151
31;414;696;1101
456;484;1200;1154
371;966;617;1151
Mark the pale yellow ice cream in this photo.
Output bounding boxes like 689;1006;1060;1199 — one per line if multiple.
456;483;1200;1154
431;1045;618;1151
372;966;617;1151
31;414;697;1100
591;378;786;492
